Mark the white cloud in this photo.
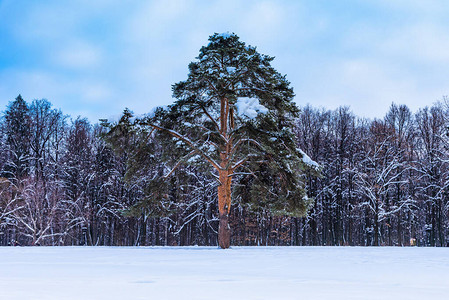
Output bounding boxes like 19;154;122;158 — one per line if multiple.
81;83;113;102
298;54;448;119
54;41;103;69
2;0;449;122
372;0;449;15
241;1;285;40
124;0;190;43
379;23;449;64
0;68;118;120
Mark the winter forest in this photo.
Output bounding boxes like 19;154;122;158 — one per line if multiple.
1;34;449;248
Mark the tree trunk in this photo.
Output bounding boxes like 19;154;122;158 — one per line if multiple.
218;169;232;248
218;213;231;248
374;202;379;246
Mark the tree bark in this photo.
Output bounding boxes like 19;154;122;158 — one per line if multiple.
218;169;232;248
374;200;379;246
218;213;231;249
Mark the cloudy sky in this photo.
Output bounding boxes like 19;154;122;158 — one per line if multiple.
1;0;449;122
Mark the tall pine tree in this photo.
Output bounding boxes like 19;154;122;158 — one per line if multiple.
108;33;318;248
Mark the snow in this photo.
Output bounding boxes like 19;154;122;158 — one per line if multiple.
129;113;145;123
236;97;268;119
217;32;232;39
226;66;236;73
103;113;122;124
297;148;320;169
146;105;169;118
1;246;448;300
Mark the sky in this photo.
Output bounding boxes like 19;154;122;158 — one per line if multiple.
1;0;449;122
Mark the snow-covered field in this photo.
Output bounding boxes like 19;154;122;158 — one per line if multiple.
1;246;448;300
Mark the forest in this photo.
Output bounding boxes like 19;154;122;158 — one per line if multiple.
1;94;448;247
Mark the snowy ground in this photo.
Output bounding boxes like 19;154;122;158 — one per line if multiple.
0;246;448;300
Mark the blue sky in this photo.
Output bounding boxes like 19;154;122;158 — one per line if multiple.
1;0;449;122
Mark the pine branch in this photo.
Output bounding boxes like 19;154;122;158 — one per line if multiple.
145;123;221;171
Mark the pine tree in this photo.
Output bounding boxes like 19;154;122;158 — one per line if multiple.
121;33;315;248
3;95;31;179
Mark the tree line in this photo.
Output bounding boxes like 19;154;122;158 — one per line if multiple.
1;95;448;246
297;102;449;247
